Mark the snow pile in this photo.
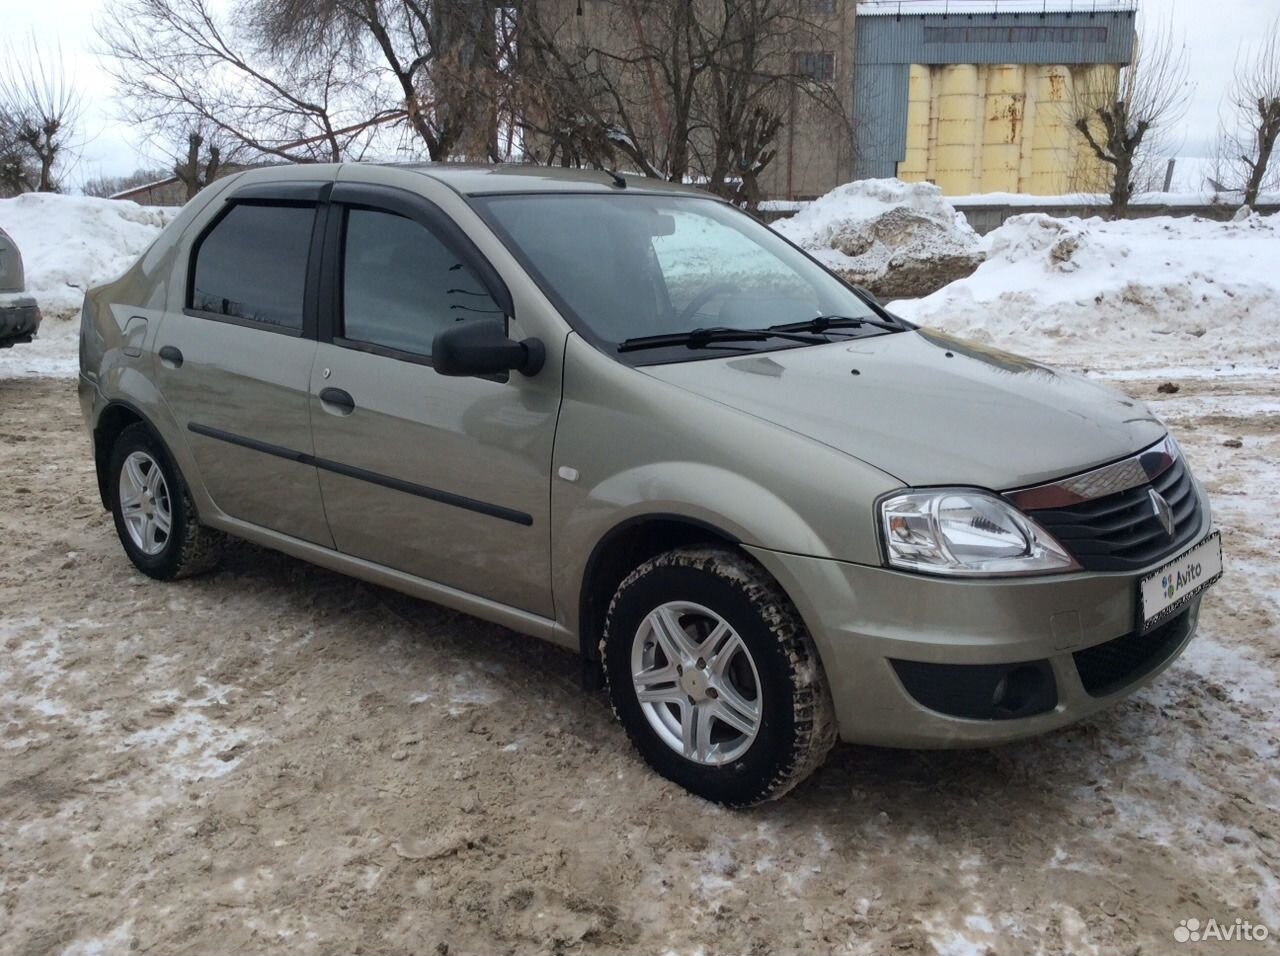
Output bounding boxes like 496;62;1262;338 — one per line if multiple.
891;211;1280;371
0;193;174;319
772;178;982;297
0;194;174;377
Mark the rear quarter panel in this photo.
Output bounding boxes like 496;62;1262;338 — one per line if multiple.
79;174;246;515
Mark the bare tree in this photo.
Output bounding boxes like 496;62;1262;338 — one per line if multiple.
251;0;509;162
0;39;83;192
0;108;36;197
168;125;237;201
504;14;623;170
1213;17;1280;207
692;1;850;207
513;0;707;179
514;0;849;207
98;0;390;165
1068;20;1192;215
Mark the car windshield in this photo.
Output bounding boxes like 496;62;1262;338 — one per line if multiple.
475;193;886;361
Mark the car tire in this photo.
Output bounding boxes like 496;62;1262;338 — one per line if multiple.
602;546;836;806
108;423;222;580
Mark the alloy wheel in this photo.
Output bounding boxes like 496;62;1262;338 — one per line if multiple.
118;450;172;556
630;600;762;765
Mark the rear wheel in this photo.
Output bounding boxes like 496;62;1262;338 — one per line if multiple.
602;546;836;806
108;423;222;580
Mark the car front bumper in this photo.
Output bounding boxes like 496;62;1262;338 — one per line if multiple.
746;489;1213;748
0;296;41;347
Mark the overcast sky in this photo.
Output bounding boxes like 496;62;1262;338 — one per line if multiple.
6;0;1277;189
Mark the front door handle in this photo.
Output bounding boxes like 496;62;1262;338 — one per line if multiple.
158;345;183;368
319;387;355;414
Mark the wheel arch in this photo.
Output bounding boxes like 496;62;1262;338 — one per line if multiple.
92;401;193;517
577;514;749;664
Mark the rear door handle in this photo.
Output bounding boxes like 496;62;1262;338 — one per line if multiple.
319;387;355;414
158;345;183;368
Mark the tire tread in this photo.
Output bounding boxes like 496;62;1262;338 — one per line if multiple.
110;423;223;580
602;546;836;806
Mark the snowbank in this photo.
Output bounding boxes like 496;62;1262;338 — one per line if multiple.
772;178;982;297
0;194;174;377
0;193;174;319
947;190;1280;208
891;211;1280;372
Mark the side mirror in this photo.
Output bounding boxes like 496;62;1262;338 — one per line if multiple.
432;319;546;378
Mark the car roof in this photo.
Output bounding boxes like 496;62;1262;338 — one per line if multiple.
389;162;716;198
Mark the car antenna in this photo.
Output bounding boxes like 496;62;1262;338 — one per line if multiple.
604;168;627;189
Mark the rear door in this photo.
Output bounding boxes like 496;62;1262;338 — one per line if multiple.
307;182;558;616
153;183;332;546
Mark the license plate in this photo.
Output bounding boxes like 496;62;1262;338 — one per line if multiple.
1138;531;1222;631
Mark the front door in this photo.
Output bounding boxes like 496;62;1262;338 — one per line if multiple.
308;191;557;616
154;195;331;546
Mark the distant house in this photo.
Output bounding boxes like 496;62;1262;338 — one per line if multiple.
110;166;253;206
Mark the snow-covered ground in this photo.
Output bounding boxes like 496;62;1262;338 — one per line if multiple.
1;188;1278;955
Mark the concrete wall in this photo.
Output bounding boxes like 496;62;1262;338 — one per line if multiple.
953;201;1280;235
760;201;1278;233
534;0;856;202
758;0;859;201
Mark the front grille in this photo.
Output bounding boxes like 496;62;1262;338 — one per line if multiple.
1025;456;1201;571
1072;606;1195;697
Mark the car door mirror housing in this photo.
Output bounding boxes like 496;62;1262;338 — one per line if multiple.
432;319;546;378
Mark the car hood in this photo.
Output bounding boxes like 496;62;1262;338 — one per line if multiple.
641;328;1165;490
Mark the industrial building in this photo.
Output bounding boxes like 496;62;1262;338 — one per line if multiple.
850;2;1138;196
116;1;1142;206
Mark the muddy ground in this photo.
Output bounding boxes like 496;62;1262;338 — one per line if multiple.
2;371;1277;956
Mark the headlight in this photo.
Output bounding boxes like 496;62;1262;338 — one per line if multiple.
879;489;1079;577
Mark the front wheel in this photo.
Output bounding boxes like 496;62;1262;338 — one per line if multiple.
602;547;836;806
108;423;222;580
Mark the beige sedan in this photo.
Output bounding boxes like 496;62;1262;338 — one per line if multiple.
79;163;1221;805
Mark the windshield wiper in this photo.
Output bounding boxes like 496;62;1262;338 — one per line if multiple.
617;326;827;353
769;314;903;335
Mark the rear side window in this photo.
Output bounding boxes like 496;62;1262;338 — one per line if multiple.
341;208;501;357
190;203;314;331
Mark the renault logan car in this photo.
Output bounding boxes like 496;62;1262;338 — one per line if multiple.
78;164;1222;805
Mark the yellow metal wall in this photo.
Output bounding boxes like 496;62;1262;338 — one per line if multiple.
900;62;1116;195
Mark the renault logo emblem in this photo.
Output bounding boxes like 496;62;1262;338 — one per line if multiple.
1148;488;1175;536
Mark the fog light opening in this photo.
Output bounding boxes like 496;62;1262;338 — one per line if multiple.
992;665;1049;716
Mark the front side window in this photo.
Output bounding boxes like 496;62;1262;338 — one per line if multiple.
340;208;502;358
476;193;883;362
190;202;314;331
